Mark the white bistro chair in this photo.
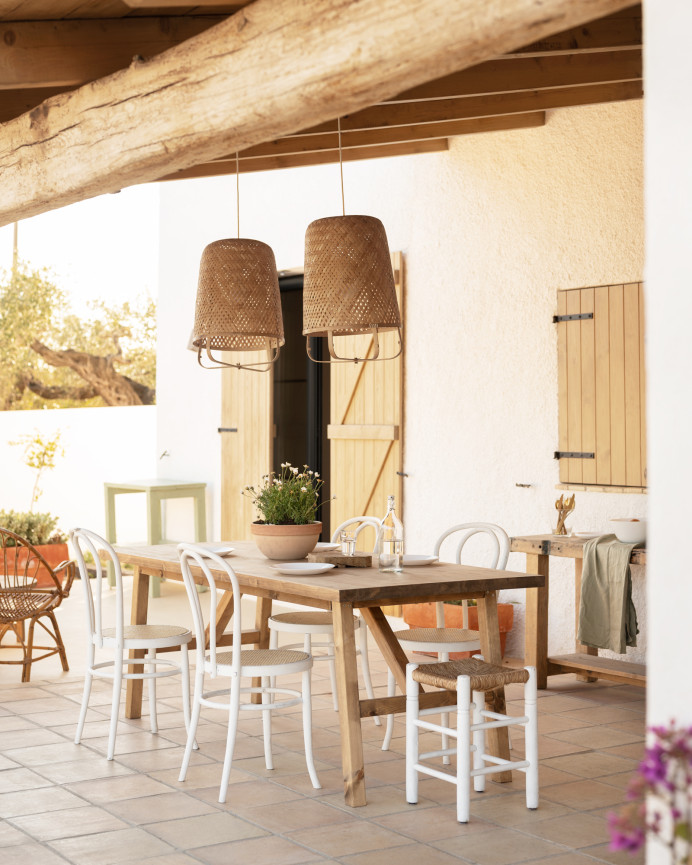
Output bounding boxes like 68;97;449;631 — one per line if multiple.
268;516;381;724
383;522;510;752
70;527;192;760
406;658;538;823
177;543;321;803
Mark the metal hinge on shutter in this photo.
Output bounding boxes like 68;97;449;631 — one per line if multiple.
552;313;594;323
554;451;595;460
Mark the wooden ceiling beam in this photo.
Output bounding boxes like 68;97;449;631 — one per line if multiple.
388;49;641;103
0;0;637;227
229;112;547;161
298;81;643;136
0;16;223;89
158;140;451;181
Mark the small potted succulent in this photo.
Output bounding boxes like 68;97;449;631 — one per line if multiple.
243;463;330;560
0;510;69;587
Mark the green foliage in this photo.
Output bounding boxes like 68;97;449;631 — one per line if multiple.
0;260;156;410
242;463;329;525
10;429;63;509
0;510;66;545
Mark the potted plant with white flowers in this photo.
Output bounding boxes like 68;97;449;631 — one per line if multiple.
243;463;330;560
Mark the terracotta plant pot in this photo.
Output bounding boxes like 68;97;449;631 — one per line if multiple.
251;521;322;560
402;601;514;659
3;542;70;588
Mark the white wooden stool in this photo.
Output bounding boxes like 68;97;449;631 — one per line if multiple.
406;658;538;823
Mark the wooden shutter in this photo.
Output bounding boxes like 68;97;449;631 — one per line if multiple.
328;251;404;557
557;282;646;490
220;351;273;540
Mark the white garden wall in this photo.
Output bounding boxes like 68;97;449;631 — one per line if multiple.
157;98;646;663
0;406;157;543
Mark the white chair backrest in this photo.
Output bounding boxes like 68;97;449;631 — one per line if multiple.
70;527;124;648
177;543;243;679
432;523;510;629
330;516;381;553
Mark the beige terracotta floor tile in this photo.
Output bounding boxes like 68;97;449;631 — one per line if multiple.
433;826;565;865
0;767;53;793
2;740;86;767
541;780;629;810
146;811;267;848
11;804;129;841
287;821;411;857
0;786;88;818
340;842;468;865
49;826;176;864
1;841;73;865
2;696;81;715
319;784;438;817
0;715;38;732
151;759;252;790
597;770;637;791
88;730;181;756
534;736;590;759
107;790;217;823
603;742;645;761
116;746;214;773
240;796;356;832
547;727;643;750
583;843;645;865
374;804;496;842
521;812;610;847
138;855;208;865
470;792;574;826
557;706;644;725
519;854;607;865
542;752;637;779
34;754;136;784
66;773;173;803
193;833;324;865
0;820;34;846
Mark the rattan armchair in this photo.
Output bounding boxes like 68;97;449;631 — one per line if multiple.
0;528;75;682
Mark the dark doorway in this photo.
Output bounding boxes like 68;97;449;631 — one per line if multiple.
272;273;330;530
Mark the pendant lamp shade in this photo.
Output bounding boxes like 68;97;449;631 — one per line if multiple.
192;238;284;370
303;215;402;362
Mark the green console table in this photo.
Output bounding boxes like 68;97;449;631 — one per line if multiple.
104;479;207;596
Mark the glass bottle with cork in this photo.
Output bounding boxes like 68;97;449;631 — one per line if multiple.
378;495;403;573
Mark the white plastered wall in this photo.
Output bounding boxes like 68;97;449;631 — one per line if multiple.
157;99;646;661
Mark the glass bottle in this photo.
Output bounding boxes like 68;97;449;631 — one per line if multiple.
378;495;404;573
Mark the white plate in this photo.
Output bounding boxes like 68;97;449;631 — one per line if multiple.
402;555;438;567
314;542;339;551
272;563;336;576
199;543;236;556
573;532;601;539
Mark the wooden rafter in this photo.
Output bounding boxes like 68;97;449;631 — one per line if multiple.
0;0;639;226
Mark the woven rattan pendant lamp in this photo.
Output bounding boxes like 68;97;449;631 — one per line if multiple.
302;121;402;364
191;156;284;371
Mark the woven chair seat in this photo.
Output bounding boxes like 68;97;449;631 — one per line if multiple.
270;611;357;627
398;627;480;644
102;624;191;641
0;591;58;621
412;658;530;692
215;648;310;668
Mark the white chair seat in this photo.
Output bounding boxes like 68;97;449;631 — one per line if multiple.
178;543;321;803
71;528;192;761
406;659;538;823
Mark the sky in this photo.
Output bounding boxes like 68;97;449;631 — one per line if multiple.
0;184;160;307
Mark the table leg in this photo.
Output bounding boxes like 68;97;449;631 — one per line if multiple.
574;558;598;682
251;596;272;704
125;565;149;719
360;606;410;692
524;552;550;689
147;491;162;598
477;591;511;783
332;600;366;807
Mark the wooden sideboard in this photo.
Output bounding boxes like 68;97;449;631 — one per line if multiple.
511;534;646;689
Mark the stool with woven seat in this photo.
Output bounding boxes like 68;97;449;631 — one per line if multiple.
406;658;538;823
268;516;380;724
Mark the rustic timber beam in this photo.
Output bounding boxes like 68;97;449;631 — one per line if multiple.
299;81;644;135
0;17;224;90
0;0;637;227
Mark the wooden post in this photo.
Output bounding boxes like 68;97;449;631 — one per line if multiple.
524;552;550;689
125;565;149;719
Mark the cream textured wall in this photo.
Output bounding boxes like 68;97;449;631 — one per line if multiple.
157;99;645;661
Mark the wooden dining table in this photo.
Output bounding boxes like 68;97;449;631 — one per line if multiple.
113;541;544;806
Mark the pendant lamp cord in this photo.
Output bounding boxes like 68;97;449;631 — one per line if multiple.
235;152;240;238
338;117;345;216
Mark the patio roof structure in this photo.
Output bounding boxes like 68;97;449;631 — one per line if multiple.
0;0;640;224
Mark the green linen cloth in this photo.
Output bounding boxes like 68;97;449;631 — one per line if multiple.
577;533;640;654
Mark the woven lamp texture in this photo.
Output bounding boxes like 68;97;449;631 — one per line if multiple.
303;215;401;338
193;238;284;353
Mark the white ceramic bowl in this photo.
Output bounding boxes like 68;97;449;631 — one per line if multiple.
608;518;647;544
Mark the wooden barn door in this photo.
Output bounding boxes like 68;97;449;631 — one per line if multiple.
220;351;273;540
328;252;405;608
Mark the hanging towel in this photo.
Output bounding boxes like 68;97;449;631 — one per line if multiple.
577;534;640;654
